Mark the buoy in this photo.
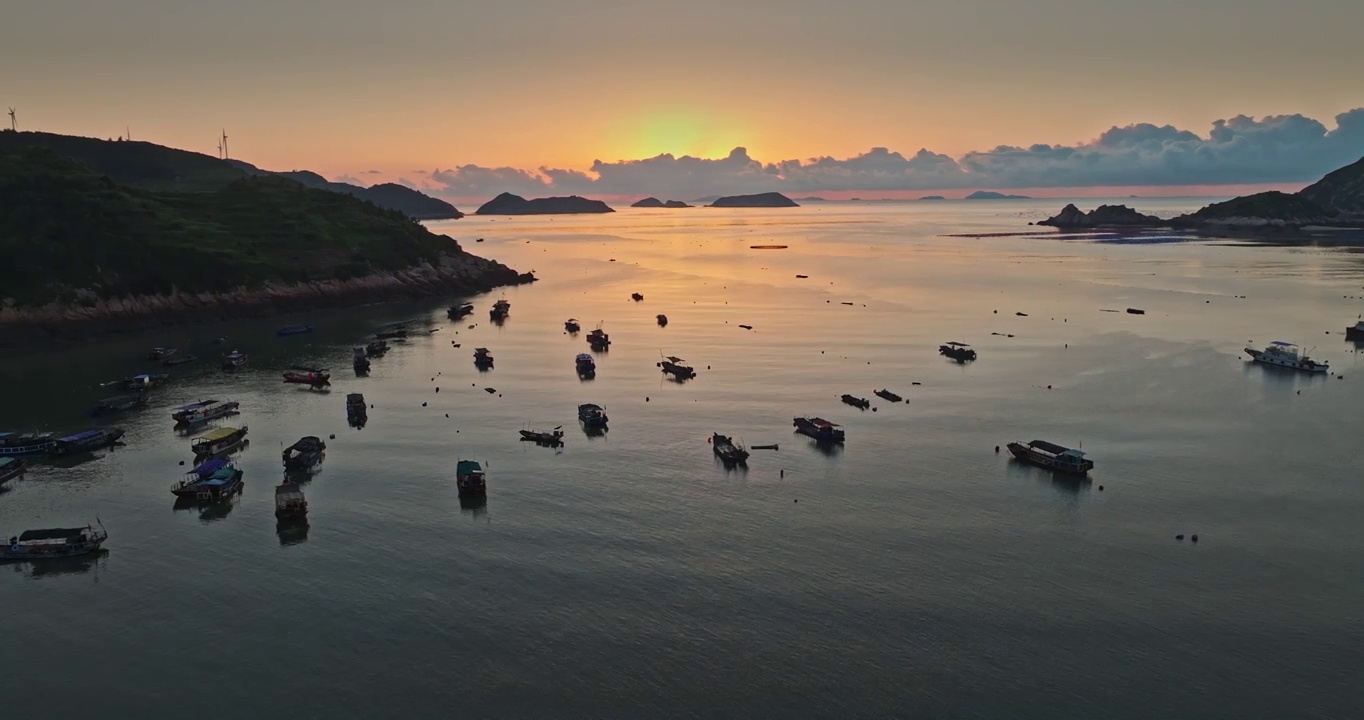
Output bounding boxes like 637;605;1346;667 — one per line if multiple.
994;446;1000;453
445;413;449;418
1191;534;1199;543
329;434;336;440
646;397;650;402
422;402;427;407
178;460;185;466
435;387;440;393
781;469;785;478
1098;485;1103;491
1176;534;1184;540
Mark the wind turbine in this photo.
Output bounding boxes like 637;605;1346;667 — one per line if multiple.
6;108;15;132
221;129;229;160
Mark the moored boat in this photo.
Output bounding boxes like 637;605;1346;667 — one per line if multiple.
171;459;241;497
448;304;475;320
171;399;239;426
276;324;315;337
658;356;695;380
282;436;326;472
474;348;494;367
841;394;870;410
91;393;148;416
940;342;977;362
456;459;487;496
490;298;511;319
275;482;308;520
353;347;371;375
575;353;596;377
519;427;565;446
874;389;903;403
657;314;668;326
366;340;390;357
49;427;125;456
565;318;581;333
1346;321;1364;342
711;433;749;466
1007;439;1094;475
192;426;249;458
1244;342;1329;373
148;347;177;361
631;292;644;301
2;523;108;562
793;417;845;444
163;354;197;367
221;350;248;371
0;457;26;485
121;373;169;391
587;326;611;349
283;366;331;387
0;432;57;456
374;327;408;340
346;393;368;426
577;403;608;428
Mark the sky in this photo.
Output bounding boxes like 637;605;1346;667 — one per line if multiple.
4;0;1364;201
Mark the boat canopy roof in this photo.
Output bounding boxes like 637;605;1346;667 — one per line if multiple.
1271;341;1297;346
287;436;324;451
944;341;972;347
289;365;326;373
173;400;219;412
197;427;242;442
1029;439;1084;457
57;429;105;443
201;468;239;486
347;393;365;402
576;353;594;361
0;456;20;468
275;483;305;499
475;347;491;353
191;458;229;475
18;527;89;542
809;417;840;427
457;460;483;474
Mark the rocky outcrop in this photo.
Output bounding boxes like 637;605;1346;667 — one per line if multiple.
476;192;614;215
708;192;799;208
0;254;533;346
632;197;666;208
1169;192;1337;230
1039;204;1164;228
1298;155;1364;217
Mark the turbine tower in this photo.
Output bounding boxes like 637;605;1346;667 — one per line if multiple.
221;129;229;160
6;108;15;132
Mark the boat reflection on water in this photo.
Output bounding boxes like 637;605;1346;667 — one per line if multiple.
276;519;309;546
459;495;488;518
10;549;109;579
1005;457;1093;496
582;424;608;439
173;494;241;522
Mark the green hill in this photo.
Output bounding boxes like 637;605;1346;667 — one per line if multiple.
1171;191;1336;226
0;131;245;192
0;146;476;306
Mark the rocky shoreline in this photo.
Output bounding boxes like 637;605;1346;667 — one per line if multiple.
0;252;534;347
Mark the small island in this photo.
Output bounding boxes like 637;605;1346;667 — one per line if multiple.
631;197;693;209
708;192;799;208
476;192;614;215
918;195;947;201
965;190;1031;200
1038;204;1164;228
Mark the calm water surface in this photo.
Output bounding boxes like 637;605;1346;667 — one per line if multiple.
3;201;1362;718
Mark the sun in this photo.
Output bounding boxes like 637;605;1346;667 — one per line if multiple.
612;109;751;161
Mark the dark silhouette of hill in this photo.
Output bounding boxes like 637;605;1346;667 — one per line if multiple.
707;192;798;208
1298;156;1364;217
476;192;614;215
229;161;463;219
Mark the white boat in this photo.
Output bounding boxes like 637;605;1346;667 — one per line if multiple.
171;399;240;425
1244;342;1329;373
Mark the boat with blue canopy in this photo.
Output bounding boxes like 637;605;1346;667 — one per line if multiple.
49;428;125;456
170;458;239;497
0;432;56;456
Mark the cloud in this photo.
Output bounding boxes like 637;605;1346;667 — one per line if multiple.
364;169;382;175
423;108;1364;199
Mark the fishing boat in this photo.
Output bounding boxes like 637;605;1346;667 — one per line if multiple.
275;482;308;520
276;324;315;337
2;523;108;562
657;314;668;326
711;433;749;466
374;327;408;340
191;426;249;459
874;389;903;403
565;318;581;333
658;356;696;380
91;393;148;416
519;427;565;446
448;304;475;320
353;347;371;375
170;459;241;497
1346;320;1364;342
346;393;368;426
474;348;494;367
121;372;169;391
793;417;845;444
940;342;977;362
1007;439;1094;475
576;353;596;377
282;436;326;472
282;366;331;387
1244;342;1329;373
456;459;487;497
171;399;239;425
0;457;26;485
191;465;244;503
490;298;511;319
0;432;57;456
577;403;609;428
163;354;197;367
587;326;611;349
841;394;871;410
148;347;177;361
631;292;644;301
366;340;390;357
49;428;125;456
221;350;248;371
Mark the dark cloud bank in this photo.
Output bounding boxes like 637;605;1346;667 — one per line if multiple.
427;109;1364;199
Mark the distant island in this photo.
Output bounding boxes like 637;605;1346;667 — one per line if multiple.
630;197;693;209
918;195;947;201
965;190;1031;200
793;196;828;202
708;192;799;208
476;192;614;215
0;133;526;344
229;163;464;220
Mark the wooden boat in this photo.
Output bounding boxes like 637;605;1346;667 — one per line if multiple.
0;457;26;485
474;348;494;367
1007;439;1094;475
711;433;749;466
519;428;565;446
192;426;249;458
1346;320;1364;342
353;347;371;375
576;353;596;377
0;432;56;456
91;393;148;416
365;340;390;357
171;459;241;497
276;324;315;337
374;328;408;340
793;417;844;444
658;356;696;380
1244;342;1329;373
191;466;244;503
221;350;248;371
49;428;125;456
657;314;668;326
565;318;581;333
577;403;608;428
282;436;326;472
346;393;368;426
2;523;108;562
275;482;308;520
282;366;331;387
148;347;177;361
841;394;871;410
939;342;977;362
490;298;511;319
163;354;197;367
448;304;475;320
874;389;903;403
171;399;239;425
121;373;169;391
587;326;611;349
631;292;644;301
456;459;486;497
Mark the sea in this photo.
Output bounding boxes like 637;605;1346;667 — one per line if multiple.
2;200;1361;719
